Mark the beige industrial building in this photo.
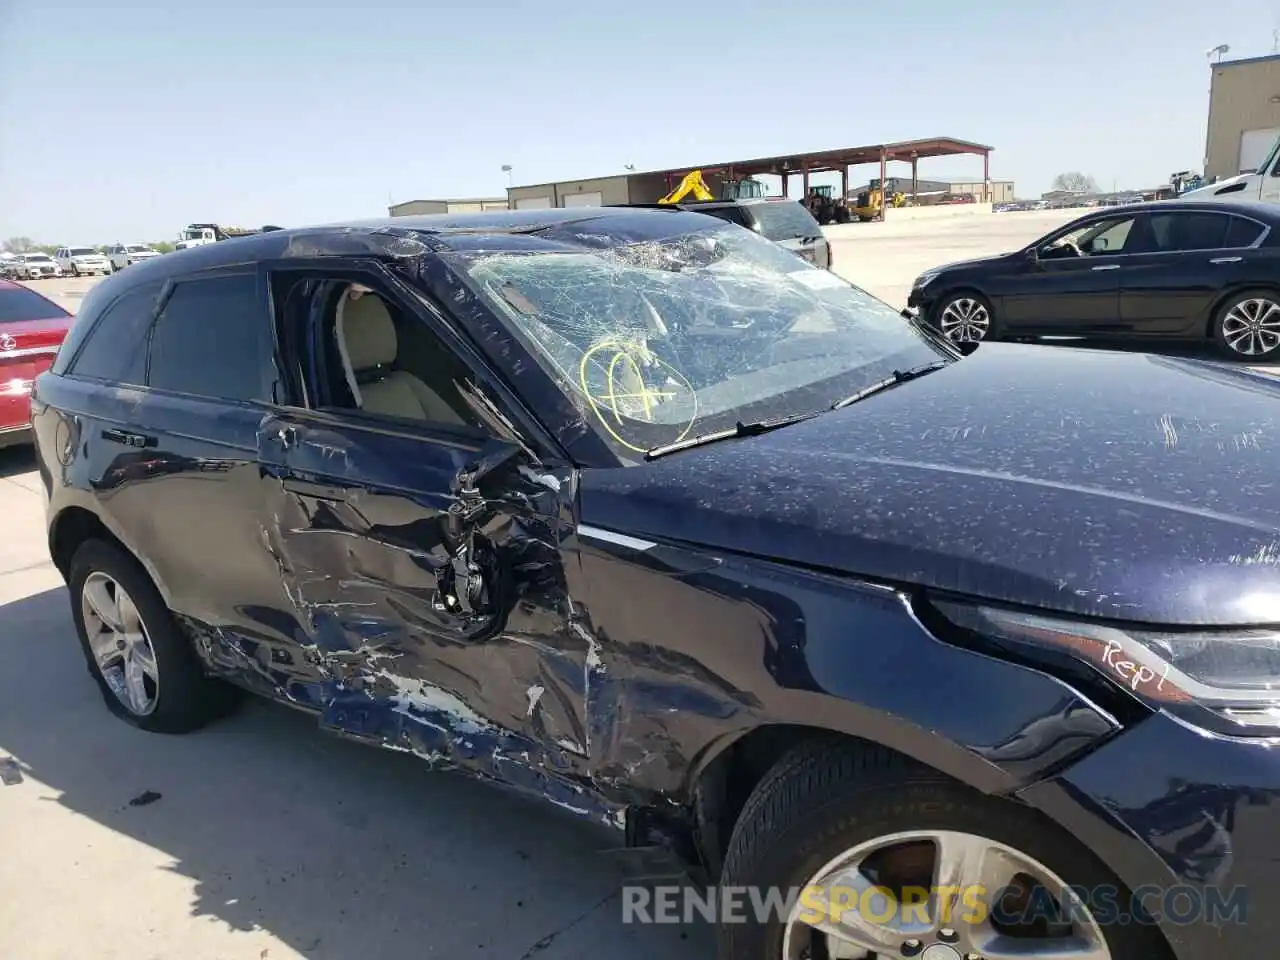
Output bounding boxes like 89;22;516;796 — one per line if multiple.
1205;53;1280;180
388;197;509;216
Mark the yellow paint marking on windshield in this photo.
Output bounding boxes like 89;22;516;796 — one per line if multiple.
578;338;697;453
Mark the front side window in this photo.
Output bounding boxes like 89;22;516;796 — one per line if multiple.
148;273;274;403
1041;216;1136;257
446;224;950;461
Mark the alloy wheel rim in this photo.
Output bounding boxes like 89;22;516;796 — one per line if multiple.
939;299;990;343
781;829;1111;960
81;572;160;716
1221;298;1280;356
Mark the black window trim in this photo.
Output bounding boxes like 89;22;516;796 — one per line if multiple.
261;258;565;464
140;265;280;409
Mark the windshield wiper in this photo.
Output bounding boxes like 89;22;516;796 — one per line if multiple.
644;412;819;461
831;360;951;410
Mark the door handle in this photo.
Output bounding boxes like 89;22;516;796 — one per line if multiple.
1091;264;1121;271
102;428;155;448
1210;256;1243;264
276;425;297;449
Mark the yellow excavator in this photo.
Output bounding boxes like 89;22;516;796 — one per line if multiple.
849;186;907;222
658;169;769;204
659;170;715;204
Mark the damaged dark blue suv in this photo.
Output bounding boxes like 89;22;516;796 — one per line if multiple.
32;208;1280;960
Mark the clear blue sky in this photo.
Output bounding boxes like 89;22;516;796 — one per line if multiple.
1;0;1275;244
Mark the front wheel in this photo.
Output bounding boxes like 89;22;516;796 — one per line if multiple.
71;264;79;277
1213;290;1280;361
717;739;1170;960
935;292;996;345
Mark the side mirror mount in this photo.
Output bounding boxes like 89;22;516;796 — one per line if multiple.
453;438;530;500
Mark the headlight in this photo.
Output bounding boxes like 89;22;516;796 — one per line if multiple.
934;599;1280;734
913;270;940;289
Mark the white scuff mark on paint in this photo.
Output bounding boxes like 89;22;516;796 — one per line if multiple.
1230;542;1280;566
378;672;498;734
526;684;545;716
555;737;586;755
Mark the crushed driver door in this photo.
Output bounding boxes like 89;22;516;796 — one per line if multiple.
256;408;594;798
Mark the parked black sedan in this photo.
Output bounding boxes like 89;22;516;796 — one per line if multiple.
907;199;1280;360
31;208;1280;960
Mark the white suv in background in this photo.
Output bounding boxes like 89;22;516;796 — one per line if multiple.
106;242;161;271
54;246;111;276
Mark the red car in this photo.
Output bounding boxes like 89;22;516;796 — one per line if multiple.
0;279;73;447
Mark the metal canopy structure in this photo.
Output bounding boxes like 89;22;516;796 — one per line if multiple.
653;136;995;201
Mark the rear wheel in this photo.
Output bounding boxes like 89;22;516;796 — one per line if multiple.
69;539;236;733
935;292;996;344
717;739;1171;960
1212;290;1280;361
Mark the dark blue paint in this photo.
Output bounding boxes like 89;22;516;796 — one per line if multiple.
32;212;1280;960
583;342;1280;625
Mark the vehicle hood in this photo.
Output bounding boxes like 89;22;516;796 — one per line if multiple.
70;254;106;261
921;251;1020;277
581;343;1280;626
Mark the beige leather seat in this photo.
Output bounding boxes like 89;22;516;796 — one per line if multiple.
335;288;461;424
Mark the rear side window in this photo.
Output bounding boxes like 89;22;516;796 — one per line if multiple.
62;282;163;385
750;201;822;241
1150;212;1230;252
147;273;273;403
1224;215;1265;248
694;205;751;228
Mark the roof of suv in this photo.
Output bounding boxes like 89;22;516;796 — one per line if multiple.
91;208;741;288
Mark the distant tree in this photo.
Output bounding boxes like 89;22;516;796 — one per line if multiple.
3;236;35;253
1051;172;1099;194
34;244;58;256
151;241;176;254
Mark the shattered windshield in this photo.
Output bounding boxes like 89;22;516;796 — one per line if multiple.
448;224;951;461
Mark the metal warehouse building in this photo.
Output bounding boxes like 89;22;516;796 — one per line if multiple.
389;197;509;216
507;137;997;209
1205;53;1280;180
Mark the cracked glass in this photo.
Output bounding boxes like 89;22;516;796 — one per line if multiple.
447;224;950;461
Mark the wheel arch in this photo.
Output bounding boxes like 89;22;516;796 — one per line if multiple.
47;504;169;605
1203;282;1280;338
685;716;1013;879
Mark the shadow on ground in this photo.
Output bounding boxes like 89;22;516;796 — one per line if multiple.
0;445;36;480
0;587;712;959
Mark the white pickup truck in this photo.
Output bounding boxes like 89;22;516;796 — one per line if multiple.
1182;134;1280;205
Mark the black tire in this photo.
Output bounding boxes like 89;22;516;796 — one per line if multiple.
717;738;1171;960
68;538;237;733
933;290;998;345
1211;288;1280;362
71;264;79;277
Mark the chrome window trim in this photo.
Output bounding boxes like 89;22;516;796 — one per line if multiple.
1035;210;1271;259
